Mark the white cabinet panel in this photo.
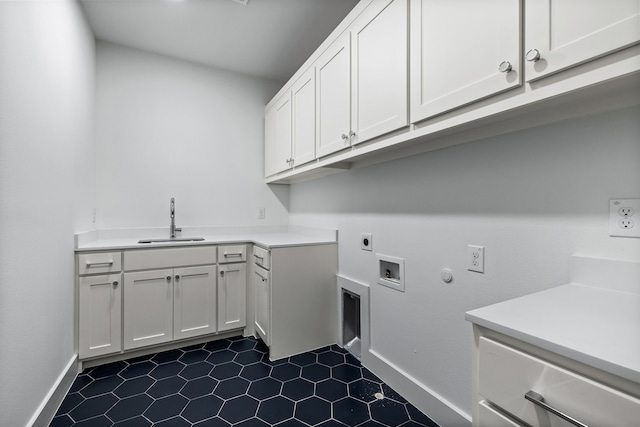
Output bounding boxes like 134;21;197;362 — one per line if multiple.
292;68;316;167
274;93;293;173
477;401;523;427
173;266;217;340
125;246;216;271
479;337;640;427
264;104;277;177
218;244;247;264
410;0;521;122
218;263;247;333
124;269;173;350
351;0;407;143
525;0;640;81
316;36;352;158
79;274;122;359
78;252;121;276
254;265;270;345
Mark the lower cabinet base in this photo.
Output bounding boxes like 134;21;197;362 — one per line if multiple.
78;329;245;371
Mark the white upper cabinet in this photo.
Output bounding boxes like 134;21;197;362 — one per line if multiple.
351;0;408;144
410;0;522;122
264;93;293;176
525;0;640;82
291;68;317;167
316;35;352;158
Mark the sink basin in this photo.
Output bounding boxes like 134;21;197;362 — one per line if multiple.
138;237;205;244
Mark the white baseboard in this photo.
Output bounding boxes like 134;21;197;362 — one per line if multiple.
365;348;471;427
28;354;78;427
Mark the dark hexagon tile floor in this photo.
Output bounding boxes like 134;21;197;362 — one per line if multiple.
50;336;439;426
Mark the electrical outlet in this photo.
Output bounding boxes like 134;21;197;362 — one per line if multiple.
258;207;265;219
610;199;640;238
467;245;484;273
92;208;96;224
361;233;372;251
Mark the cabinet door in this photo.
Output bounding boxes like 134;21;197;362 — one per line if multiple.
79;274;122;359
218;263;247;333
316;36;351;158
525;0;640;81
410;0;521;122
274;93;293;174
265;104;277;177
174;265;217;340
253;266;270;346
291;68;316;167
124;269;173;350
351;0;408;144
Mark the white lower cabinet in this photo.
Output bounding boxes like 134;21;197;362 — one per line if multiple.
252;244;338;360
173;266;217;340
123;269;175;350
253;264;270;345
476;336;640;427
217;263;246;333
78;273;122;359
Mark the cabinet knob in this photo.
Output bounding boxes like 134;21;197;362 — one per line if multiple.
166;276;171;281
341;134;348;140
112;281;118;287
349;131;356;137
220;270;225;277
525;48;541;62
261;277;266;282
175;275;180;281
498;61;512;73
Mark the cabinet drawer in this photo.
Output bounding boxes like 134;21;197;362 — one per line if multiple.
479;337;640;427
252;245;270;270
78;252;122;275
218;245;247;263
478;401;523;427
124;246;217;271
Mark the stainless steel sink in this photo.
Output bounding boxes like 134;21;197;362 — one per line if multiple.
138;237;205;244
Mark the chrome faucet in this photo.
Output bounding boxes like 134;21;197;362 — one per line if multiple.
170;197;182;238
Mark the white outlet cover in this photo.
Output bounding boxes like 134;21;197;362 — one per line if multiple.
609;199;640;238
467;245;485;273
361;233;372;251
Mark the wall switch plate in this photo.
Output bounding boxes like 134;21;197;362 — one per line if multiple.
467;245;484;273
361;233;372;251
610;199;640;238
258;207;266;219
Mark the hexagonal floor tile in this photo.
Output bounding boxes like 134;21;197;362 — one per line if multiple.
79;376;124;398
179;361;213;380
315;379;348;402
152;349;184;364
147;376;186;398
180;376;218;399
204;339;231;352
301;364;330;383
257;396;295;424
89;361;127;379
331;364;362;383
119;361;156;379
219;395;259;424
182;394;224;423
113;415;152;427
271;363;301;381
240;362;271;381
333;396;370;426
69;393;118;422
234;350;264;365
247;377;282;400
210;361;242;380
207;350;236;365
348;378;382;403
106;394;153;423
289;352;317;367
295;397;331;426
229;339;256;352
281;378;314;401
149;361;185;380
179;349;210;364
369;398;409;426
143;394;189;423
317;351;345;367
215;377;250;399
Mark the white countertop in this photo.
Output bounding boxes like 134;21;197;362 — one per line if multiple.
466;283;640;384
75;226;337;251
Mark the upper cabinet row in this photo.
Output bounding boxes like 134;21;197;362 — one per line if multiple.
265;0;640;180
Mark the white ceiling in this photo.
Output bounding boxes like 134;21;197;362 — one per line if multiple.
80;0;360;82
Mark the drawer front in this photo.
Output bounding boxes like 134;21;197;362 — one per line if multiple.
78;252;122;275
479;337;640;427
218;244;247;263
252;245;270;270
124;246;217;271
478;401;523;427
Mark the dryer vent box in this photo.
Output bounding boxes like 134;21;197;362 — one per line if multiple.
376;254;405;292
